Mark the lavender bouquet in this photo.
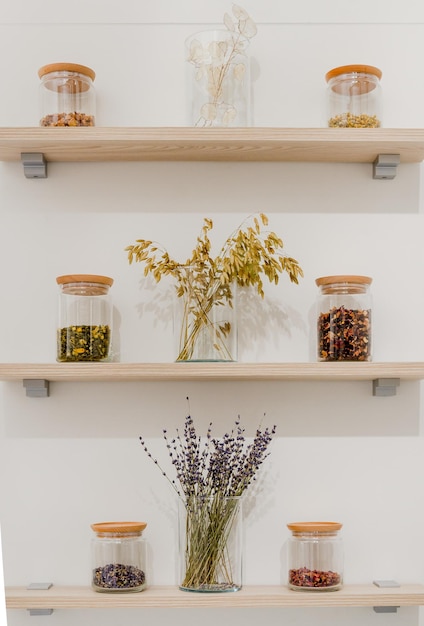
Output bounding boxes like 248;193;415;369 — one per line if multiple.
140;409;276;591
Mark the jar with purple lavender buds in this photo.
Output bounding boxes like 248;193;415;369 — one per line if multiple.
91;522;147;593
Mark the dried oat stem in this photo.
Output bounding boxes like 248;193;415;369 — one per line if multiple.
126;213;303;361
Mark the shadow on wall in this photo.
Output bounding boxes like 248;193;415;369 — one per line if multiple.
134;276;306;353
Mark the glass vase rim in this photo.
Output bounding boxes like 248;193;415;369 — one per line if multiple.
180;494;244;502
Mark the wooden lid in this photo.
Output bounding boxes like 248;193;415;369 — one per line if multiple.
325;64;382;82
56;274;113;286
38;63;95;81
287;522;342;533
91;522;147;534
315;275;372;287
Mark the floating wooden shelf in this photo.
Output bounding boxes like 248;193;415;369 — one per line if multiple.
5;584;424;610
0;127;424;164
0;362;422;397
0;361;422;383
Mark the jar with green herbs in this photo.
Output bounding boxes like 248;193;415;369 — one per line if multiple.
315;275;372;362
325;64;382;128
56;274;113;362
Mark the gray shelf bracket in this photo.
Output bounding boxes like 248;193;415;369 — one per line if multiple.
372;579;400;611
23;379;50;398
21;152;47;178
28;609;54;616
372;378;400;397
373;606;399;613
26;583;53;615
373;154;400;179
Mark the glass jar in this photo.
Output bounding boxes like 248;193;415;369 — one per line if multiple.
325;65;382;128
287;522;343;592
56;274;113;362
91;522;147;593
315;275;372;362
38;63;96;127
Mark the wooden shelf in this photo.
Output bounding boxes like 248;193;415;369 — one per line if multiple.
0;127;424;164
0;362;422;397
5;584;424;610
0;361;423;383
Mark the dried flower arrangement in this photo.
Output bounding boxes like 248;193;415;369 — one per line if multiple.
125;213;303;361
140;405;276;590
187;4;257;126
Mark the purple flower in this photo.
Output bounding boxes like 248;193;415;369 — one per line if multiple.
139;409;276;499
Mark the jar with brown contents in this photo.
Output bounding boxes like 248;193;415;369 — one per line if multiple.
287;522;343;592
38;63;96;127
325;64;382;128
315;275;372;362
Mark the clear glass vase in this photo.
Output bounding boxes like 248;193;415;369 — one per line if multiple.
185;30;251;127
173;266;237;362
178;495;242;592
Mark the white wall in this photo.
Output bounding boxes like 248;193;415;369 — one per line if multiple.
1;1;424;625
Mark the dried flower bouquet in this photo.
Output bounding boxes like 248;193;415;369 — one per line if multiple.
140;408;276;590
186;4;257;126
125;213;303;361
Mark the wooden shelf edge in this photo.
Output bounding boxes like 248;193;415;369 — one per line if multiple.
1;127;424;164
5;584;424;609
0;362;423;383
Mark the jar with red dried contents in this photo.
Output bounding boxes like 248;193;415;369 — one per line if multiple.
287;522;343;592
315;275;372;362
38;63;96;127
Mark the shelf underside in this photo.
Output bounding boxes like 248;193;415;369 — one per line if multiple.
0;362;423;383
0;127;424;163
6;584;424;610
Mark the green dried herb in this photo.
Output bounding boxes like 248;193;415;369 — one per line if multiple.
57;325;111;362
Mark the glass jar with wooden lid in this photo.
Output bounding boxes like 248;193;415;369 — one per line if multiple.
287;522;343;592
91;522;148;593
56;274;113;362
325;64;382;128
38;63;96;127
315;275;372;362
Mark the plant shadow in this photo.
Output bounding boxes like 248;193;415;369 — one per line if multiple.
135;277;306;355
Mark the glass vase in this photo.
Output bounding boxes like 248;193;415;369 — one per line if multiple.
173;266;237;362
185;30;251;127
178;495;242;592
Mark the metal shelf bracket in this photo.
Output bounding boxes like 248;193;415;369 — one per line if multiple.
21;152;47;178
23;379;50;398
373;154;400;179
26;583;53;616
28;609;54;616
372;579;400;612
372;378;400;396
